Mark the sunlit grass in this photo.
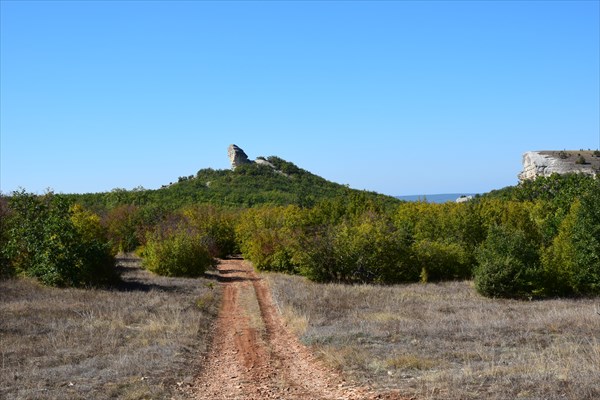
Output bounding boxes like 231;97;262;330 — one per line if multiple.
0;255;221;400
267;273;600;400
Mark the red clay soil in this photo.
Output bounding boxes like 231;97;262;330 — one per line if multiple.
186;258;407;400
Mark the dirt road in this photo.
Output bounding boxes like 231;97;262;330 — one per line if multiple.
188;258;401;400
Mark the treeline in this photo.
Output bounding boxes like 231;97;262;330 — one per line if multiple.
233;174;600;298
1;173;599;299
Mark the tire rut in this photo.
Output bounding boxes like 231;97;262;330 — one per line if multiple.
186;258;405;400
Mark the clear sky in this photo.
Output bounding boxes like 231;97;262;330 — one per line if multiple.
1;0;599;196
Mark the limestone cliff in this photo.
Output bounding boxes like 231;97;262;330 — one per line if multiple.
518;150;599;181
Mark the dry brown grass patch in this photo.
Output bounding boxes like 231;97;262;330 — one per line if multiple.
0;254;221;400
266;273;600;400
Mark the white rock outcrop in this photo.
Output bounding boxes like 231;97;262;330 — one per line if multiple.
456;195;473;203
227;144;277;171
518;151;597;181
255;158;276;169
227;144;252;169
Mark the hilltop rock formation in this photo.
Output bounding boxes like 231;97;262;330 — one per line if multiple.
227;144;252;169
518;151;599;181
227;144;277;170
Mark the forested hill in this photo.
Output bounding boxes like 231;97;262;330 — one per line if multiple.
67;156;400;210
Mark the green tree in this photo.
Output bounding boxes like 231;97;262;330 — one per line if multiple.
474;225;541;298
568;187;600;294
541;201;579;295
541;184;600;296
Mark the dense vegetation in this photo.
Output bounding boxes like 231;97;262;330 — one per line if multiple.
2;156;599;299
233;172;600;298
67;156;398;210
1;191;117;286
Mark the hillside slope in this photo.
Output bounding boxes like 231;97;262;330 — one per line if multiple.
69;155;399;210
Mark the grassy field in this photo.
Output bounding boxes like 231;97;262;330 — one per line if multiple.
267;273;600;400
0;255;221;400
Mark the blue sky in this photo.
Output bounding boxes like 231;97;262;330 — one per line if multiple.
1;1;599;196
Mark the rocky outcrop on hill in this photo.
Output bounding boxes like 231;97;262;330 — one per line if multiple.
227;144;253;169
227;144;277;170
518;151;599;181
254;158;276;169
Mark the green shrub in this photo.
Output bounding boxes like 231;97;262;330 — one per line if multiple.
182;205;238;258
239;226;296;272
296;215;417;283
103;204;142;253
294;226;337;282
143;228;215;277
4;191;117;287
474;225;541;298
335;217;416;283
70;204;119;285
235;206;301;273
0;197;14;279
414;240;471;282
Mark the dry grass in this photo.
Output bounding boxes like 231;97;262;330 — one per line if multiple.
266;274;600;400
541;150;600;170
0;254;221;400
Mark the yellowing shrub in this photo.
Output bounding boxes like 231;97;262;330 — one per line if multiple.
143;228;215;277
